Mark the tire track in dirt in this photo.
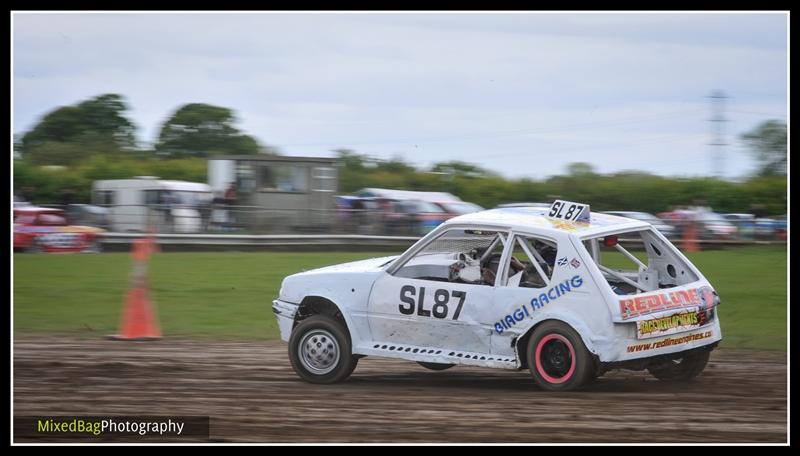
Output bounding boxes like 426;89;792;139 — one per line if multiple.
13;337;787;443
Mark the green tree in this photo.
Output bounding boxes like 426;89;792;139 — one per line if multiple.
375;154;415;174
155;103;260;157
19;94;137;165
336;149;369;171
565;162;597;176
741;120;787;177
431;161;496;179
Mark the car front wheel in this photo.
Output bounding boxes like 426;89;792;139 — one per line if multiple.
288;315;358;384
527;321;595;391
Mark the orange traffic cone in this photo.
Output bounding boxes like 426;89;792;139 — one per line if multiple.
144;226;161;254
108;237;161;340
683;222;700;253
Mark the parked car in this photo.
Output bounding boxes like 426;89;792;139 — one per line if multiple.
382;199;449;236
658;210;737;240
723;213;786;240
772;215;788;241
603;211;677;239
65;204;111;230
14;207;105;253
433;200;484;218
496;202;551;209
274;200;721;391
93;177;212;233
356;188;483;223
335;196;383;234
722;213;756;239
697;212;738;240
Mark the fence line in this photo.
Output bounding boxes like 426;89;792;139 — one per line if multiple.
24;203;788;241
99;232;786;249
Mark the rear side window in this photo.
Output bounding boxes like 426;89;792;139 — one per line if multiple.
583;229;699;295
15;214;35;224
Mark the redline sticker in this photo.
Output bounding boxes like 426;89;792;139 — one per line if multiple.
619;286;716;319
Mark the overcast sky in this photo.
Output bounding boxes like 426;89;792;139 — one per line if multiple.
12;12;788;180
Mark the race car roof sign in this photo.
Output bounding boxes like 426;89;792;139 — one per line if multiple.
548;200;591;223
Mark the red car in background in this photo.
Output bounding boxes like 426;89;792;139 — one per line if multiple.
14;207;105;253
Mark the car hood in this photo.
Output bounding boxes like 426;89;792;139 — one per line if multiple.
295;256;399;275
279;255;399;304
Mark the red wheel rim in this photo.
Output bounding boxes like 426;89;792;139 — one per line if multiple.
535;334;576;384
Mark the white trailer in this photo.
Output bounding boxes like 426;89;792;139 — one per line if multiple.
92;177;212;233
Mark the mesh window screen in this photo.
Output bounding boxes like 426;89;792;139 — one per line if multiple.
416;229;501;256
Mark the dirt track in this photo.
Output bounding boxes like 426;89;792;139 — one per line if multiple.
13;337;787;443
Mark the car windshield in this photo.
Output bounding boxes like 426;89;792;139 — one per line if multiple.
441;202;482;215
635;213;662;223
411;201;445;213
14;214;36;224
38;214;67;226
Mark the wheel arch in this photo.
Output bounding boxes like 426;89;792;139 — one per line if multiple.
294;295;354;345
514;314;600;369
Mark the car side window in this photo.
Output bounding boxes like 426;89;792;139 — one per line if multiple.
143;190;161;206
394;228;508;286
503;235;557;289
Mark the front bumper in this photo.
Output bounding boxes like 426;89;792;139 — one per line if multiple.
272;299;299;342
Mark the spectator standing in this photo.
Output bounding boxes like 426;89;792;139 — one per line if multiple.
224;182;238;229
160;191;175;233
20;186;36;204
60;187;76;208
198;193;213;232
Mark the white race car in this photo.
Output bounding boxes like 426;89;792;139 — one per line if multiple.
273;200;721;391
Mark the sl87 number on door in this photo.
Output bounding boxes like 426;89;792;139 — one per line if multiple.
399;285;466;320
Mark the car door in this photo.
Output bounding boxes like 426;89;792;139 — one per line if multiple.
491;232;573;359
367;227;510;355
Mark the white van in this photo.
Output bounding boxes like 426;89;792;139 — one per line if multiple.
92;177;213;233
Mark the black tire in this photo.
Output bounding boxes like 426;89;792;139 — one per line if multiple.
26;239;43;253
526;321;595;391
85;240;102;253
417;362;455;371
647;349;711;382
288;315;358;384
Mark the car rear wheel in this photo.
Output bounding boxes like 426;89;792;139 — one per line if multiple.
288;315;358;384
527;321;595;391
647;349;711;382
417;362;455;371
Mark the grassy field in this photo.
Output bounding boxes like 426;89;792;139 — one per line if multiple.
13;246;787;350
